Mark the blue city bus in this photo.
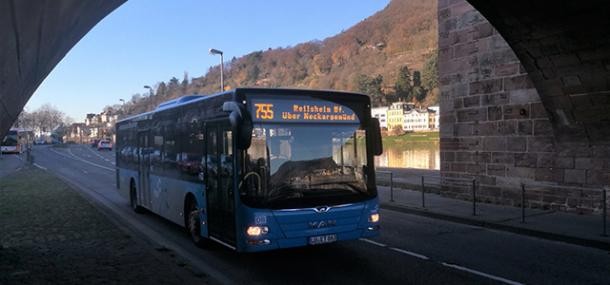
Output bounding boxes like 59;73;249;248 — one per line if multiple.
115;88;383;252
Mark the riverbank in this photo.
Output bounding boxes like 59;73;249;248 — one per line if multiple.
382;131;439;147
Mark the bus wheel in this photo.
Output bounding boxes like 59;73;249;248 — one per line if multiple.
186;198;206;247
130;181;144;213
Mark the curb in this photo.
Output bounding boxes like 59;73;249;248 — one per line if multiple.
380;202;610;251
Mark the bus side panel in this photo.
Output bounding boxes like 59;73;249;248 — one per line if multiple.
149;174;207;234
117;168;138;201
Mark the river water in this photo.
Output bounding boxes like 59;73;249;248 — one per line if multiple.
374;142;440;170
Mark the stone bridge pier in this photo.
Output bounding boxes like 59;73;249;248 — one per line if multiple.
439;0;610;212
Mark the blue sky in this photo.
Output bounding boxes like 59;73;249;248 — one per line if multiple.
27;0;390;121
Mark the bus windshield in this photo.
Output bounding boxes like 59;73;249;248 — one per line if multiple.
1;131;18;146
242;123;371;208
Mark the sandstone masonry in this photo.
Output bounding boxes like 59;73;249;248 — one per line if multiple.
438;0;607;213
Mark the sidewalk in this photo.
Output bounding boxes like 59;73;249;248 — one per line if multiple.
0;156;209;284
377;184;610;251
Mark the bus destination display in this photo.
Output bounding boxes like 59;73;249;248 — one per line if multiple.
250;98;359;124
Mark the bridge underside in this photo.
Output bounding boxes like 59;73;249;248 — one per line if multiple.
2;0;610;212
439;0;610;212
0;0;125;137
467;0;610;144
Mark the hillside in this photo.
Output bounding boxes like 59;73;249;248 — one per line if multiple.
118;0;438;115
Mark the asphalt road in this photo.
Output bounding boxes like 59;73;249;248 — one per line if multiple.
29;144;610;284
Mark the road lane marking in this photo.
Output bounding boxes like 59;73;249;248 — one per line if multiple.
360;238;522;285
66;148;114;172
361;238;429;260
388;247;430;260
48;147;115;172
33;163;47;170
359;238;387;247
83;145;113;162
49;147;76;160
441;262;524;285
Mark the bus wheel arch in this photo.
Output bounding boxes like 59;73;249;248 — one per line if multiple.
130;178;144;213
184;193;207;247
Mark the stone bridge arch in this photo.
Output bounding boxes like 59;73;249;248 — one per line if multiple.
1;0;609;212
0;0;125;136
439;0;610;212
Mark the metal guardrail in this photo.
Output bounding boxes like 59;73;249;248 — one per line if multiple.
376;170;394;202
375;169;609;237
521;183;526;224
603;188;608;237
521;183;608;236
421;176;425;208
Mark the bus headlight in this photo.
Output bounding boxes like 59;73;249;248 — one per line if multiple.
246;226;269;236
369;213;380;223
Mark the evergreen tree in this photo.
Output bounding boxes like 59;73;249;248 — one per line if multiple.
395;65;413;102
157;82;167;98
422;51;438;92
356;74;384;106
412;70;422;87
412;70;427;103
181;72;189;94
414;86;427;103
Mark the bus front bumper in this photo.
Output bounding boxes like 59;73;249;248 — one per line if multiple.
241;226;379;252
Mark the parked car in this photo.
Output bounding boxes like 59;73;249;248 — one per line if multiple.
97;140;113;151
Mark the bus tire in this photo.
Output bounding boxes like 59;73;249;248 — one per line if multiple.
130;180;145;213
185;197;207;247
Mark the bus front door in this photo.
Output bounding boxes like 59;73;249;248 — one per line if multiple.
138;131;151;209
206;122;236;246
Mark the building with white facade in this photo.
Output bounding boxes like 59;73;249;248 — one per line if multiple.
428;106;439;130
372;102;440;132
387;102;415;131
371;107;388;129
403;109;430;131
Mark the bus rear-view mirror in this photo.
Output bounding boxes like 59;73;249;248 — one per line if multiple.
222;101;253;150
370;118;383;156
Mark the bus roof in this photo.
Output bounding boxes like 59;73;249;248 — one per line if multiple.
117;88;371;124
8;128;33;133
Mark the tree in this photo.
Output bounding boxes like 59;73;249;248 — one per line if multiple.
16;104;68;136
246;65;260;83
395;65;413;102
412;70;422;87
157;82;167;98
413;86;427;103
422;51;438;92
390;125;405;136
181;72;189;94
355;74;384;106
168;77;180;96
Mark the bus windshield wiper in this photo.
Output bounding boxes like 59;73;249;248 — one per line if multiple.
266;184;304;202
304;181;363;194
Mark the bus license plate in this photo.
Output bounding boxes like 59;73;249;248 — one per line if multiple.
309;234;337;245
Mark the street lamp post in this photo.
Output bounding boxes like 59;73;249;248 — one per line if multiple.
143;85;154;96
209;48;224;91
118;99;125;119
